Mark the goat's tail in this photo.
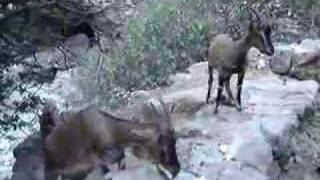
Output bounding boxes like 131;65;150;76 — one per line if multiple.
202;47;209;62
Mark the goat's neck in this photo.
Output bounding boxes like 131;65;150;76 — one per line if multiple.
127;131;155;147
111;119;158;146
98;110;159;146
118;119;157;132
236;32;254;55
99;109;157;131
120;123;158;147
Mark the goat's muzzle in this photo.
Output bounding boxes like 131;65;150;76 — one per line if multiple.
262;46;274;56
168;163;181;178
157;163;180;179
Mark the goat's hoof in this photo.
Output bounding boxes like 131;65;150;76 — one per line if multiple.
235;103;242;111
101;165;110;174
119;163;126;170
206;99;214;104
222;99;235;107
214;109;219;114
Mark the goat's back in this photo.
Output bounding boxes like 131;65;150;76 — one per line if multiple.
44;107;122;167
207;34;237;69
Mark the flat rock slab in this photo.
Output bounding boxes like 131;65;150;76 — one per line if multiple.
103;62;318;180
154;62;318;180
8;59;319;180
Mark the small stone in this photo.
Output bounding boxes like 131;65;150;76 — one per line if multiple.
218;144;229;155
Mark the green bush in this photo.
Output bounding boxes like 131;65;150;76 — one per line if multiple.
288;0;320;10
75;0;214;108
106;0;211;91
83;0;315;108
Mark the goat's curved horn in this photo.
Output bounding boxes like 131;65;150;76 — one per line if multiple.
158;98;171;121
150;98;168;123
149;99;158;112
285;57;294;75
248;7;261;25
149;97;173;133
261;4;272;18
159;98;174;132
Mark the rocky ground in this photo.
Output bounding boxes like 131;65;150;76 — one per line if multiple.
156;62;318;180
6;39;320;180
105;59;318;180
1;0;320;179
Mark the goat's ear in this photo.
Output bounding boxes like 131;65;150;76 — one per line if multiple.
249;21;258;33
249;21;254;31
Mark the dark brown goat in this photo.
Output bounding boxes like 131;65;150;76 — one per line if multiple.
206;8;275;113
41;100;180;180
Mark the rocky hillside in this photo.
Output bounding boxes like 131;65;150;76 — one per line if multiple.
8;39;320;180
1;0;320;179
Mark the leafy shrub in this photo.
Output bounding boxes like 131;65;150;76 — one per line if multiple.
76;0;320;109
288;0;320;10
72;0;214;108
106;1;210;94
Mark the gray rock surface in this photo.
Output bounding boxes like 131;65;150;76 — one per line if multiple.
9;61;319;180
148;62;319;180
91;61;319;180
8;52;320;180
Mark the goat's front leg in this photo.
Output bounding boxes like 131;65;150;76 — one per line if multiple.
44;169;59;180
214;74;225;114
44;150;60;180
118;159;126;170
206;65;214;104
236;71;245;111
100;146;126;170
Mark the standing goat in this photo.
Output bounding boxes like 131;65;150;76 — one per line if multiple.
42;100;180;180
206;8;274;113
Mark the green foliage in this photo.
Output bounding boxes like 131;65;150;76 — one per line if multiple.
104;0;211;95
291;68;320;83
288;0;320;10
73;0;214;108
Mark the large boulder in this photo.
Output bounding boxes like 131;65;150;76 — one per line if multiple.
271;39;320;83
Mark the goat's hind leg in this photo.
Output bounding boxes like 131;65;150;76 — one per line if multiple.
44;169;59;180
206;65;214;104
214;74;225;114
224;77;235;106
236;71;245;111
102;146;126;170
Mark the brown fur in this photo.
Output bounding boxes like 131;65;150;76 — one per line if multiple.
43;102;180;180
206;8;274;113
